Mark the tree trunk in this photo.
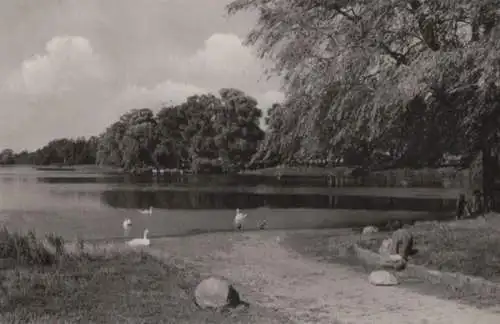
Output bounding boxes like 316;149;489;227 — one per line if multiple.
482;146;496;212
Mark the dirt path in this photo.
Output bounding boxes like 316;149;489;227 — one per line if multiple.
143;231;499;324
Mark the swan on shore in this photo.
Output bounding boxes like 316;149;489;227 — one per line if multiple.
234;208;248;231
122;218;132;229
127;229;150;247
139;206;153;215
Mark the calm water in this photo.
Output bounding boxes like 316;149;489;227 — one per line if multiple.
0;166;458;241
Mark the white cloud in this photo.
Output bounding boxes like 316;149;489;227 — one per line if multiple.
257;90;285;110
0;36;113;150
4;36;107;95
166;33;278;92
187;33;258;76
112;80;209;112
114;81;283;114
115;33;284;118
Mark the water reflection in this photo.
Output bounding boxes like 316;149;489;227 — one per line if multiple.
0;166;460;242
101;189;456;212
35;173;446;188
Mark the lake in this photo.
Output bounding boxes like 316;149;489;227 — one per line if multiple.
0;166;459;242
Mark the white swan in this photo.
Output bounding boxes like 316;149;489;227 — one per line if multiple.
138;206;153;215
127;229;150;247
122;218;132;229
234;208;248;231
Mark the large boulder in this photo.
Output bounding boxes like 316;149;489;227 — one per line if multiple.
369;270;399;286
362;226;379;235
194;276;242;310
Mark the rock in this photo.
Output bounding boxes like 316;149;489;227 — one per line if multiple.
378;238;393;256
362;226;379;235
379;254;407;271
390;228;414;259
194;276;242;310
369;270;399;286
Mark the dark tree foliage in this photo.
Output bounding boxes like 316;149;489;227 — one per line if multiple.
227;0;500;201
95;88;265;173
6;88;266;173
4;137;98;166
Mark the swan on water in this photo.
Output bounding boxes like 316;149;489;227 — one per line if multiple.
127;229;150;247
234;208;248;231
139;206;153;215
122;218;132;229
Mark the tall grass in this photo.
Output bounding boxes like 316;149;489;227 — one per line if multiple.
0;227;66;267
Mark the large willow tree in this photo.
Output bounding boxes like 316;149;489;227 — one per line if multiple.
228;0;500;202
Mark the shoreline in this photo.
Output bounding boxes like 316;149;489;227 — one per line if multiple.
2;224;500;323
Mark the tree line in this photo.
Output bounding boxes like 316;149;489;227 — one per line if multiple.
0;137;98;166
1;88;267;173
0;85;472;172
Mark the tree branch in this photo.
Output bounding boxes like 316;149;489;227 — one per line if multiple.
379;42;408;65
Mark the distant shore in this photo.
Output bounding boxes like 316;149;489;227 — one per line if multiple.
31;164;124;174
19;163;470;192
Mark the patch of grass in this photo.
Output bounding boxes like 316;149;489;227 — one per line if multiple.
357;221;500;282
285;227;500;310
0;228;289;323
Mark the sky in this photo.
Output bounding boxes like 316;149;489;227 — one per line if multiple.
0;0;284;151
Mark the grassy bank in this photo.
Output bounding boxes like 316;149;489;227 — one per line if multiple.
286;217;500;283
284;224;500;310
357;216;500;283
0;228;286;323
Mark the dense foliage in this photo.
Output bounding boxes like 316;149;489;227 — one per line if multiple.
227;0;500;169
95;88;264;173
1;137;98;166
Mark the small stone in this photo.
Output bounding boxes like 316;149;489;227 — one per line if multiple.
194;276;242;310
362;226;379;235
369;270;399;286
